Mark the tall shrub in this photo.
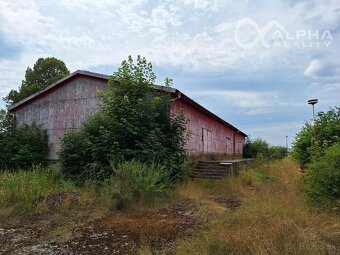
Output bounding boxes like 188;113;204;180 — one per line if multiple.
0;110;48;170
243;138;270;159
292;107;340;165
60;56;188;183
243;138;286;160
303;144;340;206
290;123;314;166
110;159;170;205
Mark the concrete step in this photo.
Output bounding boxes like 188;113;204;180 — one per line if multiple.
192;159;253;180
193;169;227;174
196;162;227;166
196;165;227;168
192;161;230;180
193;171;226;176
193;173;226;178
192;174;225;180
194;169;227;173
195;167;228;172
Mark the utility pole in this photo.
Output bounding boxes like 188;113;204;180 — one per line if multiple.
286;135;288;155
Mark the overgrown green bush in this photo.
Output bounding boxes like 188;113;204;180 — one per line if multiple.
243;138;269;159
58;130;89;183
60;56;188;183
243;138;286;160
108;160;170;207
0;110;48;170
292;107;340;166
303;144;340;207
269;146;287;160
290;123;314;166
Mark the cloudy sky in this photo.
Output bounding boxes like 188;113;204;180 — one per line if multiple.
0;0;339;146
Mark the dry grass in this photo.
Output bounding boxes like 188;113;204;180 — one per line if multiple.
1;159;339;254
174;158;340;255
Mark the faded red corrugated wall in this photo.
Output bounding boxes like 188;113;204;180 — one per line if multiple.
171;98;245;156
13;75;245;160
13;75;108;160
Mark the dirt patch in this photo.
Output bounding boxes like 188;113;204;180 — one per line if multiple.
67;200;199;254
0;199;201;255
214;196;242;211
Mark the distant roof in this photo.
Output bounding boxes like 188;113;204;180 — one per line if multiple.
8;70;247;137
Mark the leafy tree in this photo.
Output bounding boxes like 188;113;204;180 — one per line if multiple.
292;107;340;165
60;56;188;183
4;57;70;105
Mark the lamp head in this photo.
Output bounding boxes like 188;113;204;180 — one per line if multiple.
308;99;318;105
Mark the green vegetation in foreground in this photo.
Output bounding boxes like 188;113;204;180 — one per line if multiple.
0;167;76;216
0;160;174;219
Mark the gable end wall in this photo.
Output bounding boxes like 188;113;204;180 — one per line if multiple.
13;76;108;160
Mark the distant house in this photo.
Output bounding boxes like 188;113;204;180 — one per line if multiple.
8;70;247;160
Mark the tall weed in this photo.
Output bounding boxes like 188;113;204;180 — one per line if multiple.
109;159;170;208
0;166;76;216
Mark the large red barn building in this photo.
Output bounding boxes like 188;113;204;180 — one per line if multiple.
8;70;247;160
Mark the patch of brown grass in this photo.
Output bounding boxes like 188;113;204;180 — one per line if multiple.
174;158;340;255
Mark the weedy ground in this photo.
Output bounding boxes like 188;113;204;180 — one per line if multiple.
0;158;339;254
174;158;339;255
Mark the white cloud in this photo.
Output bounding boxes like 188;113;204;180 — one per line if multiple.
303;60;339;78
304;60;323;77
1;0;340;109
57;0;126;10
245;121;303;146
307;82;340;106
193;90;304;115
3;0;337;74
182;0;221;11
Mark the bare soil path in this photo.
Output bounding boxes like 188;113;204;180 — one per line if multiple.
0;199;201;254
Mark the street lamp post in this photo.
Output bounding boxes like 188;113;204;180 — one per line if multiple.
286;135;288;155
308;99;318;145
